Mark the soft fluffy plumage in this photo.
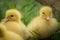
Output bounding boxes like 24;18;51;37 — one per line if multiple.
2;9;32;39
27;6;58;39
0;23;24;40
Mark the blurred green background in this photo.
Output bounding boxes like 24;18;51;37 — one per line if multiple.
0;0;60;40
0;0;42;25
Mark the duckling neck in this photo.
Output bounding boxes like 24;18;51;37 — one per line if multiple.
40;16;45;20
15;20;21;23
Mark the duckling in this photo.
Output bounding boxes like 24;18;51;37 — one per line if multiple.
27;6;58;39
2;9;32;40
0;23;24;40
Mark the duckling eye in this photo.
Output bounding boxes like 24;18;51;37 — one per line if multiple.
10;15;14;17
42;12;45;14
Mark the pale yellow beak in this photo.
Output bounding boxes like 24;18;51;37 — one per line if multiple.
2;18;8;22
46;16;51;21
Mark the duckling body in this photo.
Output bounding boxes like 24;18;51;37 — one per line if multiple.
0;24;24;40
28;6;58;39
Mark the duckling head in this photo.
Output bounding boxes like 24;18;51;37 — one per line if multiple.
39;6;52;21
2;9;22;22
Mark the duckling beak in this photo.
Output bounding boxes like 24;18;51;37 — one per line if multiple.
2;18;8;22
46;16;51;21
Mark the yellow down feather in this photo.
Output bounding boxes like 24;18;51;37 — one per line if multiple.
0;23;24;40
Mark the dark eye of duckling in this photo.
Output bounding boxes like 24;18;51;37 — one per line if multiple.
42;12;45;14
10;15;14;17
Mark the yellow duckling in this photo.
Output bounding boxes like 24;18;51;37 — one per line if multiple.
0;23;24;40
27;6;58;39
1;9;32;40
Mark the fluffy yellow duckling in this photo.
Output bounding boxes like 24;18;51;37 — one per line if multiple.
0;23;24;40
27;6;58;39
2;9;32;40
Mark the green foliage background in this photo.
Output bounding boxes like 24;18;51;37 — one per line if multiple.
0;0;42;25
0;0;60;40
